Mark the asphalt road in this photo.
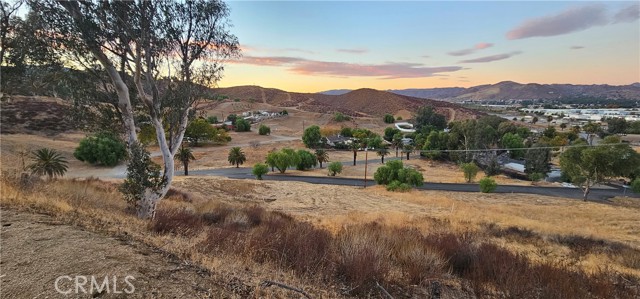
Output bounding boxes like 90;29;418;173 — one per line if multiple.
187;167;639;201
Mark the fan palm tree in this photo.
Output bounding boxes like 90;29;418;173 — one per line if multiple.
315;149;329;168
403;144;414;160
392;134;403;157
228;147;246;168
28;148;68;180
348;140;360;166
175;146;196;176
376;147;389;164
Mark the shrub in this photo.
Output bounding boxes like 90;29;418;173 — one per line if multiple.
328;162;343;176
396;116;403;120
479;177;497;193
74;132;126;166
281;109;288;115
631;178;640;194
528;172;545;182
252;163;269;180
374;160;423;191
119;142;166;210
460;162;479;183
185;118;230;146
333;112;350;122
258;124;270;135
302;125;322;148
266;148;300;174
206;116;218;124
383;114;395;124
296;149;317;170
386;180;411;192
151;208;203;236
235;118;251;132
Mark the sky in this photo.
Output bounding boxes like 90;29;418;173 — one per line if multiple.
218;1;640;93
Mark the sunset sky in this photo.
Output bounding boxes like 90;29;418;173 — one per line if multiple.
219;1;640;93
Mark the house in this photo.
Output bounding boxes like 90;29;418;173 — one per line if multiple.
324;135;353;147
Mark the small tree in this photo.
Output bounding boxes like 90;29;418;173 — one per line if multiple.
328;162;343;176
74;132;127;166
479;177;497;193
559;123;567;131
501;133;524;159
383;114;395;124
532;116;538;124
546;115;553;123
376;147;389;164
185;118;219;146
392;133;403;157
460;162;479;183
373;160;423;191
28;148;69;180
228;147;246;168
315;149;329;168
258;124;271;135
252;163;269;180
120;142;166;217
348;140;360;166
333;112;350;122
296;149;317;170
226;114;238;124
266;148;300;174
207;116;218;124
402;144;413;160
302;125;322;148
235;118;251;132
525;145;551;177
175;146;195;176
631;178;640;194
340;127;353;137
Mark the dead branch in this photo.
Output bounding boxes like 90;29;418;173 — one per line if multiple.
376;281;394;299
260;280;312;299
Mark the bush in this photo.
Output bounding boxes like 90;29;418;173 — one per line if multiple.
296;149;317;170
631;178;640;194
333;112;350;122
258;124;270;135
374;160;423;191
479;177;497;193
74;132;126;166
252;163;269;180
206;116;218;124
386;180;411;192
528;172;545;182
383;114;395;124
266;148;300;174
328;162;343;176
235;118;251;132
460;162;479;183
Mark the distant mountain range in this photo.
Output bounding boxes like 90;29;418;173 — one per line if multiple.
320;81;640;101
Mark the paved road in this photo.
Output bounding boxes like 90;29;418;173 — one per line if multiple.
187;167;639;201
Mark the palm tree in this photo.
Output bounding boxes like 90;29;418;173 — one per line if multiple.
28;148;68;180
376;147;389;164
392;134;403;157
175;146;195;176
403;144;414;160
348;140;360;166
228;147;246;168
315;149;329;168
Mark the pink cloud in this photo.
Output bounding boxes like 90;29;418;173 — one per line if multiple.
506;4;608;40
459;51;522;63
448;42;493;56
336;48;369;54
232;55;462;79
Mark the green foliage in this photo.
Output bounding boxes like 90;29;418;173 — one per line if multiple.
528;173;545;182
302;125;322;148
383;114;395;124
228;147;247;168
423;131;449;160
174;146;195;176
631;178;640;194
479;177;497;193
281;110;288;115
460;162;479;183
524;145;551;176
266;148;300;173
185;118;229;146
501;133;524;159
258;124;271;135
252;163;269;180
606;118;627;135
374;160;423;191
296;150;317;170
340;127;353;137
384;127;401;141
396;116;403;121
333;112;350;122
483;157;501;176
327;161;343;176
120;142;166;208
413;106;446;131
226;114;238;124
74;132;126;166
315;149;329;168
138;124;157;145
206;116;218;124
376;147;389;163
386;181;411;192
235;118;251;132
28;148;69;179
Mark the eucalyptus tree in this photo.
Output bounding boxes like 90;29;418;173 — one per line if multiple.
31;0;239;218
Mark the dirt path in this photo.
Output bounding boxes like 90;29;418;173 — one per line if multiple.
0;209;250;298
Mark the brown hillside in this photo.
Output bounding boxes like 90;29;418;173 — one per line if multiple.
215;86;482;121
1;96;76;135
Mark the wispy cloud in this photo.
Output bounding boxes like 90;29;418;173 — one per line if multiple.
506;4;608;40
336;48;368;54
459;51;522;63
448;42;494;56
613;3;639;23
570;46;585;50
421;55;431;58
233;56;462;79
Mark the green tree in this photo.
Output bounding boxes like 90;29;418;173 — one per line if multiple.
373;160;423;191
422;131;448;160
227;147;246;168
392;133;403;157
413;106;446;131
583;122;602;145
138;124;157;145
120;142;166;214
252;163;269;180
258;124;271;135
525;145;551;177
376;147;389;164
384;127;401;141
631;178;640;194
28;148;69;180
175;146;195;176
235;118;251;132
460;162;479;183
226;114;238;124
266;148;300;174
302;125;322;148
296;149;317;170
383;114;395;124
74;132;127;166
315;149;329;168
607;118;627;135
333;112;350;122
501;133;524;159
560;137;640;200
559;123;567;131
532;116;539;124
546;115;553;123
479;177;497;193
402;144;414;160
348;140;360;166
328;161;343;176
185;118;218;146
206;116;218;124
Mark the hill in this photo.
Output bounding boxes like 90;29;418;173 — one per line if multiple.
214;86;482;121
389;81;640;101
